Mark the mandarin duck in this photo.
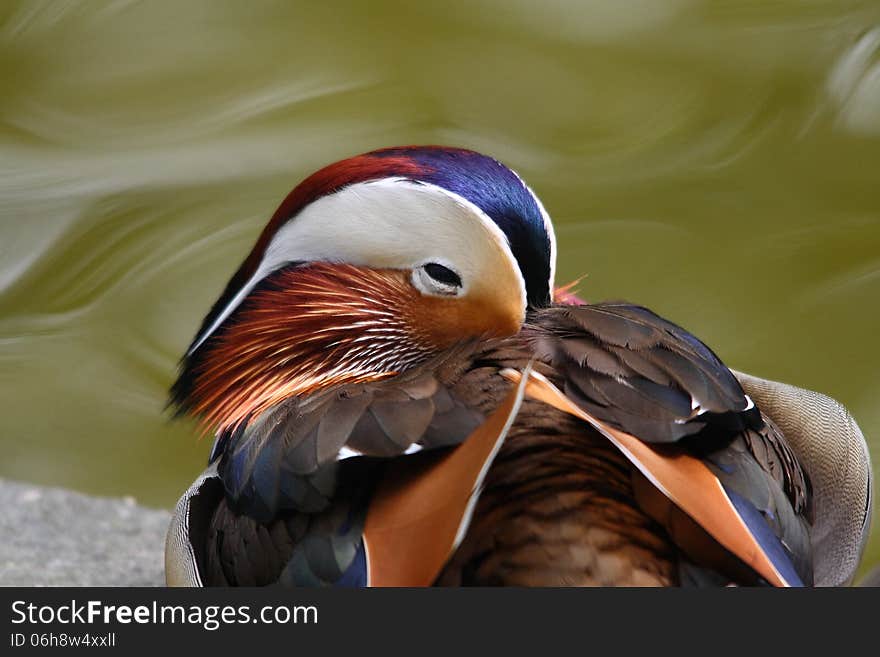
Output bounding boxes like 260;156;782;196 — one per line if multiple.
165;146;872;587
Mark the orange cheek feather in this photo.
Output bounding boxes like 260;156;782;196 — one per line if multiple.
403;291;523;350
184;265;523;436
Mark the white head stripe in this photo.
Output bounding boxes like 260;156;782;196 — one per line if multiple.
188;178;527;354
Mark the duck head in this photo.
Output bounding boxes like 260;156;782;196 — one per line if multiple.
170;146;556;437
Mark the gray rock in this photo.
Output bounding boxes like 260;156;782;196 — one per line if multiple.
0;478;170;586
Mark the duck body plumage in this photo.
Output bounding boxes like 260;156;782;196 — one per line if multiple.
179;302;813;587
165;146;871;588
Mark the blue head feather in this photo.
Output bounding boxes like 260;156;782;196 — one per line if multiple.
373;147;554;308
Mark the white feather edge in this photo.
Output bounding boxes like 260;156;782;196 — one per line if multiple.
361;363;532;586
451;362;533;552
511;170;557;300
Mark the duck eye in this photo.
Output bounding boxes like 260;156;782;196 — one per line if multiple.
423;263;462;288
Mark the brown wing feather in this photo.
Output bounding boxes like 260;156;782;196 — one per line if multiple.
504;369;794;586
741;417;812;520
517;303;813;585
438;393;678;586
526;303;757;443
215;355;485;520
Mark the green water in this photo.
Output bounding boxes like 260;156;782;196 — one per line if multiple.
1;1;878;578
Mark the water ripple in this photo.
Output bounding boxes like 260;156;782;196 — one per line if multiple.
827;28;880;136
